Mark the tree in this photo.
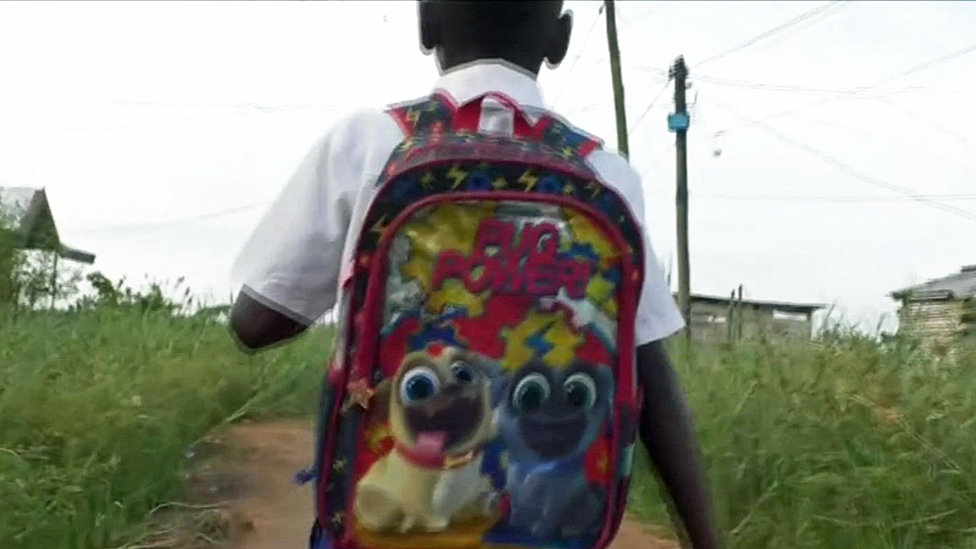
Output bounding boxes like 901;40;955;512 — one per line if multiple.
0;195;83;312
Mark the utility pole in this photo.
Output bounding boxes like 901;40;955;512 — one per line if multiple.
737;283;744;341
669;56;691;341
49;252;58;310
604;0;629;158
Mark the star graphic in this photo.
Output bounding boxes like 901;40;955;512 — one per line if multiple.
332;458;347;473
366;422;392;453
331;512;345;527
343;378;375;411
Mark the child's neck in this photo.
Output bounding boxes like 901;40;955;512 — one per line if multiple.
439;53;542;79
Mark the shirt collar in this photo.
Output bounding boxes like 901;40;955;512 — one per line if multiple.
432;60;546;111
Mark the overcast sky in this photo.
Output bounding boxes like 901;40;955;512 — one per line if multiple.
2;0;974;332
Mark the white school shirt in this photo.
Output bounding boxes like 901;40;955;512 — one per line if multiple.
231;61;685;345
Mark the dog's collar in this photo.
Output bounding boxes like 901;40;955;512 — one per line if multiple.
394;443;479;470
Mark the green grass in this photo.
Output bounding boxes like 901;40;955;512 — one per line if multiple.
0;308;331;549
629;337;976;549
3;306;975;549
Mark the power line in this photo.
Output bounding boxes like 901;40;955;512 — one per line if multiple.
880;42;976;86
782;112;976;188
697;0;846;68
27;99;362;112
628;79;672;134
551;2;605;108
618;2;672;32
694;192;976;203
706;95;976;223
638;143;676;176
711;41;976;134
607;43;976;137
688;75;976;99
878;97;976;158
6;100;362;136
562;101;664;115
600;60;976;98
74;202;268;235
7;111;265;136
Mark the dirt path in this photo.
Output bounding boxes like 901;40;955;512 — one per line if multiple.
206;420;677;549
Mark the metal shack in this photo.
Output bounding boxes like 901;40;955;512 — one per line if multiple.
681;293;825;343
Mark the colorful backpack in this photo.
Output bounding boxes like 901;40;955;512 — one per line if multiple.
306;92;646;549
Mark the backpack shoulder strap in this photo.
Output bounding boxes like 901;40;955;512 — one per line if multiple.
386;92;457;137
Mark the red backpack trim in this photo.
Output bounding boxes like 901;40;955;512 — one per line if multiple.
386;91;603;158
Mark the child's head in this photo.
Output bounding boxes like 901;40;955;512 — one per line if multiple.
418;0;572;76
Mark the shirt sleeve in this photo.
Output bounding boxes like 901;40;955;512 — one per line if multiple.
586;151;686;345
230;110;389;325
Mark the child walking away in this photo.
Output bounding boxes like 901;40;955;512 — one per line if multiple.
229;2;721;549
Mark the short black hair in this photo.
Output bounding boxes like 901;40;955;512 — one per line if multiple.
442;1;563;56
420;0;571;75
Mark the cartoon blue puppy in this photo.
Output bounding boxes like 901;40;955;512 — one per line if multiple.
491;359;615;541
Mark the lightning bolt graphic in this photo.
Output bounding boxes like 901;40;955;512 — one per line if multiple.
370;215;389;237
405;109;420;126
518;170;538;191
585;181;601;199
447;164;468;189
398;137;415;152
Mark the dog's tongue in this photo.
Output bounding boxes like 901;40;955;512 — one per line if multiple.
414;431;447;458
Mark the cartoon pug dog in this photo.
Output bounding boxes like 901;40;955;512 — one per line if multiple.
493;359;615;540
354;346;499;533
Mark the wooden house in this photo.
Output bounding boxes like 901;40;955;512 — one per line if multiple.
889;265;976;346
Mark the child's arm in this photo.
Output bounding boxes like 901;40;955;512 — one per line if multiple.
230;293;308;352
637;340;720;549
583;152;719;545
226;123;351;353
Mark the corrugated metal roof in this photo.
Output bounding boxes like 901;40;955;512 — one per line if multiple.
674;292;826;314
890;266;976;301
0;186;96;265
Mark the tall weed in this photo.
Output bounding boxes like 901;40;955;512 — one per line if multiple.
629;338;976;549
